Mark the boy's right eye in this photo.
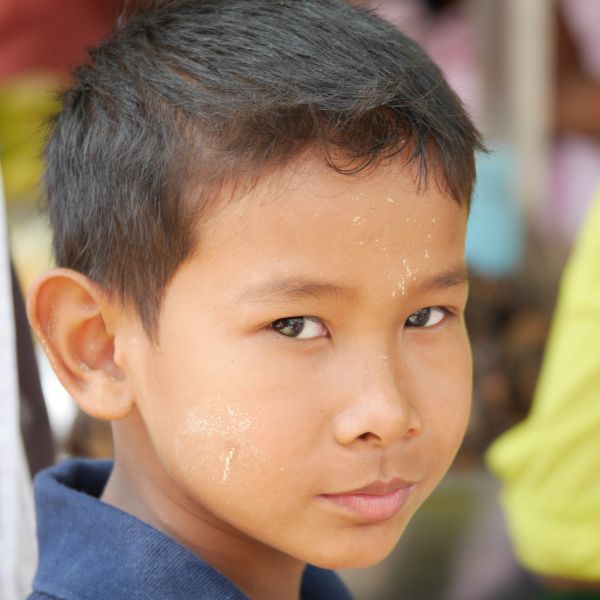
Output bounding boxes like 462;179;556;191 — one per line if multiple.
270;316;328;339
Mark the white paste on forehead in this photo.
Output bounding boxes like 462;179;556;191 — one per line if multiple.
391;280;405;298
424;232;433;260
402;257;419;279
391;258;420;297
352;215;367;226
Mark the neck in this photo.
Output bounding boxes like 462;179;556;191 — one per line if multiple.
102;412;305;600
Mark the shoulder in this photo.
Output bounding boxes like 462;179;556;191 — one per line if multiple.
31;460;250;600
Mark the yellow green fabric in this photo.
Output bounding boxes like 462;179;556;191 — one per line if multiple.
487;188;600;581
0;75;61;201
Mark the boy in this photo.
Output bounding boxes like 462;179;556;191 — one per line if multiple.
26;1;482;598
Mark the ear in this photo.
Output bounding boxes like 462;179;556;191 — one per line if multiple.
27;268;134;421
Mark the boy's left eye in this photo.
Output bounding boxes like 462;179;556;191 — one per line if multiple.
271;316;328;339
405;307;447;328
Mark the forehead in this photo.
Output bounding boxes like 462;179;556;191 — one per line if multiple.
193;153;467;283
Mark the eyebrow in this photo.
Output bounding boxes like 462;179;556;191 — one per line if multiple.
415;266;469;293
234;266;468;305
234;278;355;304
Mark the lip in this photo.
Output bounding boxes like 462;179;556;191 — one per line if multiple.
319;479;416;523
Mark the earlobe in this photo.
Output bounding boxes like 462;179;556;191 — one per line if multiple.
26;268;134;421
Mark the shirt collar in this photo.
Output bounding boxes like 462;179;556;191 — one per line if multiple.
32;459;352;600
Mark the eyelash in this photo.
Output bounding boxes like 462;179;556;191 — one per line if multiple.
269;307;449;340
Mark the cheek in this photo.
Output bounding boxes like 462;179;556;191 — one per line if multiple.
418;333;472;460
166;400;324;528
172;402;259;485
141;347;326;496
126;341;259;487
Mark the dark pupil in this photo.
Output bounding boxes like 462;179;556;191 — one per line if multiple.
409;308;431;326
273;317;305;336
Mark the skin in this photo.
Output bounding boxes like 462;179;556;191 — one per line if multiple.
28;151;472;600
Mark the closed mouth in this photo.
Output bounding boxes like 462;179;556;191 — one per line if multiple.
319;479;416;523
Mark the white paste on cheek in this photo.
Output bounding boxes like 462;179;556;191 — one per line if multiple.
183;402;253;438
222;447;236;481
175;401;254;483
378;354;389;367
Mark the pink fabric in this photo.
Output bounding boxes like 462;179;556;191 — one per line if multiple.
551;0;600;241
0;0;123;81
368;0;482;125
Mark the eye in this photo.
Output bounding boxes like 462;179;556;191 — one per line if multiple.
405;307;447;328
271;316;328;339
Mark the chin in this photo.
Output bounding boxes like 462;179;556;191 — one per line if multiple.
307;522;409;570
311;545;397;571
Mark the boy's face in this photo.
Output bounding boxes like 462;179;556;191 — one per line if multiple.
117;152;471;569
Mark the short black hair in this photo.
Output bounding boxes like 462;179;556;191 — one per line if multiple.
45;0;483;338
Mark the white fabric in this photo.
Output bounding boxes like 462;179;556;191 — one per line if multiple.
0;166;37;599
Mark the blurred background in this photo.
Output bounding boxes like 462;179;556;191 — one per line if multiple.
1;0;599;599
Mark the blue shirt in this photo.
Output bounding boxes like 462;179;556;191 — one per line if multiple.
28;459;353;599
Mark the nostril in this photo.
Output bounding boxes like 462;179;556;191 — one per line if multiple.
405;426;419;438
359;425;419;443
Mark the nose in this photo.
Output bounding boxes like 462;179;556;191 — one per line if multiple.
332;350;423;446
